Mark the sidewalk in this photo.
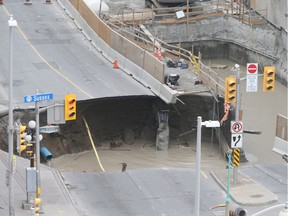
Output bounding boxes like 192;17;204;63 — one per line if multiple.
211;169;278;206
0;150;79;216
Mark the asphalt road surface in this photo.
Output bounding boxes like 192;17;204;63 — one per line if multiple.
0;0;153;109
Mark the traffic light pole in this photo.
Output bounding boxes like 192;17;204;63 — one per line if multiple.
8;15;17;216
34;102;63;208
233;64;241;184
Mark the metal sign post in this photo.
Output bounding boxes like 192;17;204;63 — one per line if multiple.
233;64;242;184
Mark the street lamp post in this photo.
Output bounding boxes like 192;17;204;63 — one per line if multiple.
7;15;17;216
195;116;220;216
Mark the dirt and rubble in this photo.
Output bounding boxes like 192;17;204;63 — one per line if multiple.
0;94;221;162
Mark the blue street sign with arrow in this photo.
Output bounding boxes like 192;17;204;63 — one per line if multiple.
24;93;54;103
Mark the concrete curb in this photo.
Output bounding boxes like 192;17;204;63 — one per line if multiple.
210;170;278;206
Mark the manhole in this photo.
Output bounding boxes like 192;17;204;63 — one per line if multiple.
251;194;264;198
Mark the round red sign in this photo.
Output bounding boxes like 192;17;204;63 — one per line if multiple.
248;64;257;74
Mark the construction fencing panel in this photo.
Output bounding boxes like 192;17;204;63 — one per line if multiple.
78;0;111;45
111;33;145;69
70;0;164;84
69;0;78;10
143;52;165;83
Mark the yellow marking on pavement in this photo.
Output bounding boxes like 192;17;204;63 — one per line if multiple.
2;5;93;99
83;117;105;172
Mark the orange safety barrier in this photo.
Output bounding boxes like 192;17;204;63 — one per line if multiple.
113;58;119;69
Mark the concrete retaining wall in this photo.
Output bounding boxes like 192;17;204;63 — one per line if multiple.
148;16;287;85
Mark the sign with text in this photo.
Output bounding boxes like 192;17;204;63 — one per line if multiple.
24;93;54;103
246;63;258;92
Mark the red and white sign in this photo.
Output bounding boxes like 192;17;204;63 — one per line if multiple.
231;121;243;133
246;63;258;92
247;63;258;74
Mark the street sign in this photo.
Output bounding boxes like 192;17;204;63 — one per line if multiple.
246;63;258;92
231;133;243;148
231;121;243;133
24;93;54;103
247;63;258;74
39;125;59;134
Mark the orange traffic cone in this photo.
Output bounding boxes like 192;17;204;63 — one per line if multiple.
153;47;158;58
113;58;119;69
157;48;163;61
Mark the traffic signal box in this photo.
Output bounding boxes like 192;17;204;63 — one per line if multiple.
225;77;237;103
65;94;76;121
19;125;27;154
263;66;275;92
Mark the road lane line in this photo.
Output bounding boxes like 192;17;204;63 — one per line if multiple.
2;5;93;99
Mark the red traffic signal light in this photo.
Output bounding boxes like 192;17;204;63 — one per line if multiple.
65;94;76;121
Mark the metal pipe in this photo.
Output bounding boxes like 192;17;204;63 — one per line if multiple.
195;116;202;216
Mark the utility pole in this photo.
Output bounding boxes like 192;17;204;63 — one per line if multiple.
8;15;17;216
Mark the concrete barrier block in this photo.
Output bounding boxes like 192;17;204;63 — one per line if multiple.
141;71;162;96
123;59;143;81
159;85;178;104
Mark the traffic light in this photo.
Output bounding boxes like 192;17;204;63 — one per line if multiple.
65;94;76;121
18;125;27;154
25;143;33;157
34;197;41;216
225;77;237;103
263;66;275;92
